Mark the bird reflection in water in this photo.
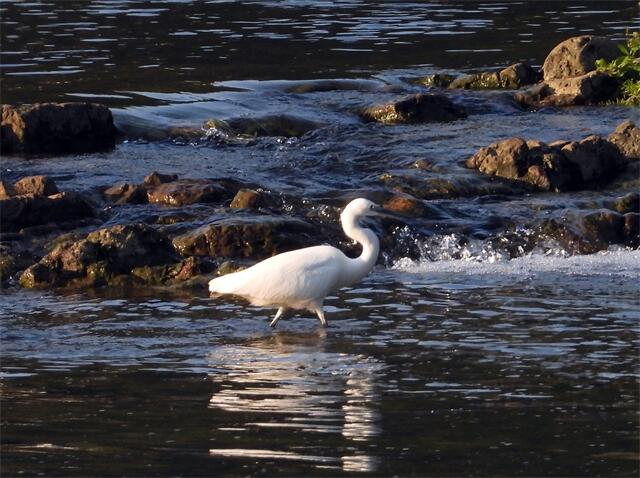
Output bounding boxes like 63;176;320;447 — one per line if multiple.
207;330;382;472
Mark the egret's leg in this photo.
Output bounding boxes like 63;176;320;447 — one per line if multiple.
314;307;327;327
270;307;285;328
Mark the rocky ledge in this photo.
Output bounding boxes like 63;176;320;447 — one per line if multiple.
466;121;639;191
1;103;117;154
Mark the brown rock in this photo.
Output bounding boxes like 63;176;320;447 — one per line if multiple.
560;135;627;185
147;179;230;206
13;175;58;197
0;191;95;232
544;71;619;105
623;213;640;248
103;182;148;205
608;120;640;161
1;103;117;154
383;194;428;217
173;216;318;259
499;63;541;88
0;179;15;199
361;93;467;124
20;224;179;288
612;192;639;214
449;72;502;90
230;189;260;209
465;137;531;179
542;35;619;82
143;171;179;187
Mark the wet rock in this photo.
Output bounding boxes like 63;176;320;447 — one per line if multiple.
1;192;96;232
0;243;37;286
206;115;320;138
20;224;180;288
0;179;16;199
560;135;626;185
545;71;619;105
466;132;627;191
131;256;216;285
542;35;619;82
413;73;456;88
499;63;542;88
173;216;318;259
361;93;467;124
103;182;148;205
612;192;639;214
608;120;640;161
13;175;58;197
383;194;429;217
229;189;278;210
214;260;246;276
143;171;179;187
449;72;502;90
540;209;627;254
1;103;117;155
146;179;231;206
623;213;640;248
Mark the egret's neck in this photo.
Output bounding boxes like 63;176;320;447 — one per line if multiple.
341;212;380;286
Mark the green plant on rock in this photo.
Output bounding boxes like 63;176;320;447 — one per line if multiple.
596;31;640;105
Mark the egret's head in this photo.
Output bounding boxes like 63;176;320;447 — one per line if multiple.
342;198;380;219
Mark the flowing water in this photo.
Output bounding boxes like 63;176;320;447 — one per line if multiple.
1;1;639;476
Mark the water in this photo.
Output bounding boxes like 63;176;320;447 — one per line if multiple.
1;1;640;476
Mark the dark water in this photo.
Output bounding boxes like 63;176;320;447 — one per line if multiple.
1;1;640;477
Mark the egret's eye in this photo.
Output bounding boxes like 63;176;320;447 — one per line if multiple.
369;204;374;209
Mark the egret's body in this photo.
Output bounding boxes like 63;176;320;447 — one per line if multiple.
208;198;384;327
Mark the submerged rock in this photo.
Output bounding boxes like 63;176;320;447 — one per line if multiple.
205;114;321;139
19;224;180;288
173;216;319;259
361;93;467;124
1;103;117;155
466;126;629;191
1;191;96;232
542;35;619;82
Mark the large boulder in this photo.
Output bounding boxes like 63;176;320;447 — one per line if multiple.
1;103;117;154
542;35;619;82
1;191;96;232
173;216;319;259
466;130;627;191
19;224;180;288
608;120;640;161
544;71;619;105
361;93;467;124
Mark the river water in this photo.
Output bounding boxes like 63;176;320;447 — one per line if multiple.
1;1;639;476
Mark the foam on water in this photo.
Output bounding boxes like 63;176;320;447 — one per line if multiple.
392;245;640;278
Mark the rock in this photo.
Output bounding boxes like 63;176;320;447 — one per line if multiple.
131;256;215;285
0;243;37;286
173;216;318;259
623;213;640;248
560;135;626;185
1;192;96;232
1;103;117;155
13;175;58;197
449;72;502;90
544;71;619;105
20;224;179;288
229;189;277;210
361;93;467;124
143;171;179;187
499;63;542;88
542;35;619;82
608;120;640;161
467;132;627;191
414;73;456;88
103;182;148;205
0;179;16;199
146;179;231;206
466;137;531;179
383;194;428;217
612;192;639;214
226;115;321;138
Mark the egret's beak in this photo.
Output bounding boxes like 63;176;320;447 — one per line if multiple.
371;205;409;222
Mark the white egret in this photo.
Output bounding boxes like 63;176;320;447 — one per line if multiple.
208;197;397;327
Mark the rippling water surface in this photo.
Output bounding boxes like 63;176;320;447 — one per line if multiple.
1;1;639;476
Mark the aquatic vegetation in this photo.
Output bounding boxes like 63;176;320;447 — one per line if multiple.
596;31;640;105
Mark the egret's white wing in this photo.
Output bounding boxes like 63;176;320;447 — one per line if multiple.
209;245;346;308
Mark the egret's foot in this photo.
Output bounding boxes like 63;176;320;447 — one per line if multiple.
314;307;327;327
270;307;285;328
